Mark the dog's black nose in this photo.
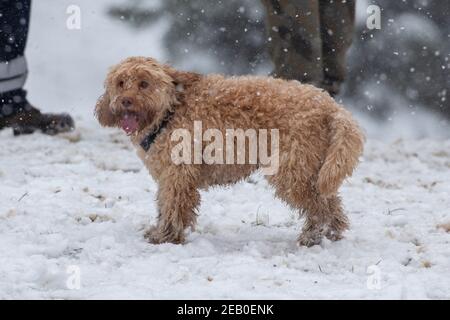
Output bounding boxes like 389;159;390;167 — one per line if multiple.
121;97;133;108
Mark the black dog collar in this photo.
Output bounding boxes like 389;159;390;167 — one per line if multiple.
140;112;174;152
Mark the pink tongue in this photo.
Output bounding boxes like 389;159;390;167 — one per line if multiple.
120;114;139;134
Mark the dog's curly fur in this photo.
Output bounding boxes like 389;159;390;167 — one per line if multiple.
95;56;365;247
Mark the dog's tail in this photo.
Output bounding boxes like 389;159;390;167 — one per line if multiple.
317;108;365;196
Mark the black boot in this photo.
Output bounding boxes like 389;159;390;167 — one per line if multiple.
0;90;75;136
321;78;342;98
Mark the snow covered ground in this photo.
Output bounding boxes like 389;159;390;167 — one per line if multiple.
0;1;449;299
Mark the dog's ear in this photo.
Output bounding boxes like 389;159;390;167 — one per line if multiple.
94;91;116;127
162;64;201;87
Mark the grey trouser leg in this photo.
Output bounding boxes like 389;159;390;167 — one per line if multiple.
262;0;355;95
262;0;323;86
0;56;28;93
319;0;355;94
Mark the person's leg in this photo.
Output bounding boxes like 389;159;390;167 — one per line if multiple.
0;0;74;135
262;0;323;86
0;0;30;121
319;0;356;96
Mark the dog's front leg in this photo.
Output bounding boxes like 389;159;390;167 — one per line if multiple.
145;170;199;244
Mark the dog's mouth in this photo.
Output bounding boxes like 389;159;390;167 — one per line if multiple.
120;113;140;135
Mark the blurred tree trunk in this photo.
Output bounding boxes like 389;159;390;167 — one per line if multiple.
108;0;449;119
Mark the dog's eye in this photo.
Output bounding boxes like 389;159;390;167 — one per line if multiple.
139;81;149;89
118;81;124;88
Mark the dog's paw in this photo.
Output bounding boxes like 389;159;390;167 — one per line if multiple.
144;226;165;244
144;226;184;244
298;231;323;247
325;229;344;242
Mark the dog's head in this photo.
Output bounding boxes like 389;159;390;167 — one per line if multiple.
95;56;196;135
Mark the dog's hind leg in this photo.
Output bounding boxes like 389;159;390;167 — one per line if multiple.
266;143;324;246
145;168;199;244
295;193;349;246
296;193;333;247
267;174;324;246
324;195;349;242
266;162;339;247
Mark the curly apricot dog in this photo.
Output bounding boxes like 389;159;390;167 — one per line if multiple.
95;56;364;247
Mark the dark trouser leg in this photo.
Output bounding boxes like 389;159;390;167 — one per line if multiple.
262;0;323;86
0;0;30;61
0;0;75;135
0;0;31;119
319;0;355;96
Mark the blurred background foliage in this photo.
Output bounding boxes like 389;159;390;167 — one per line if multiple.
108;0;449;121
